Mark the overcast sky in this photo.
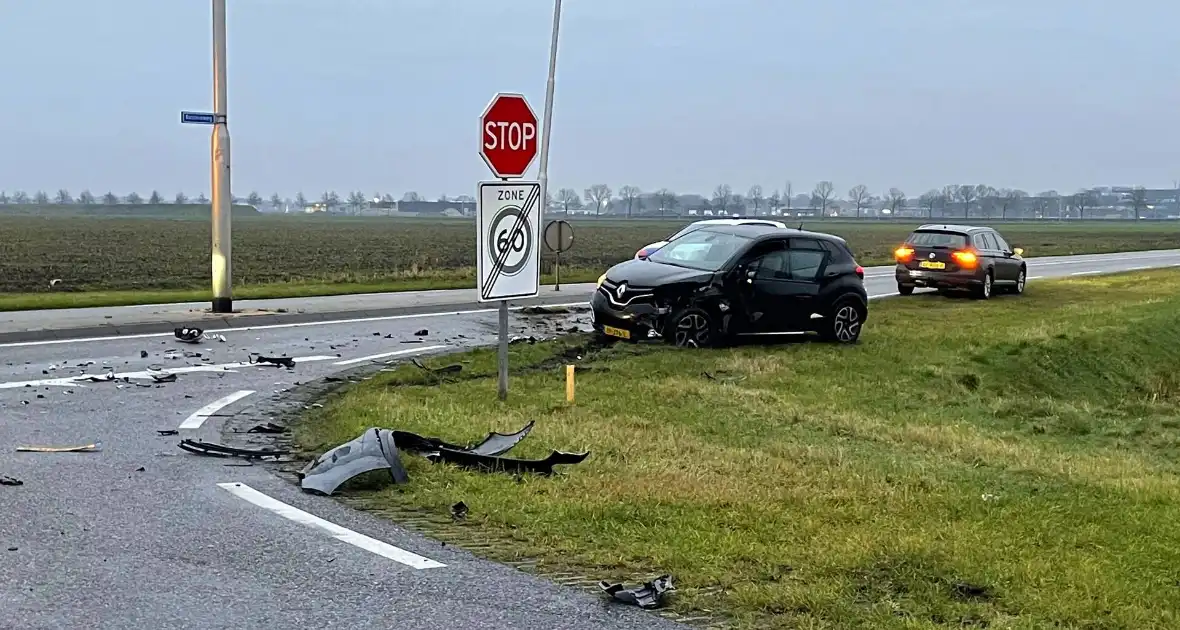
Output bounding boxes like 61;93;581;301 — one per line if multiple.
1;0;1177;199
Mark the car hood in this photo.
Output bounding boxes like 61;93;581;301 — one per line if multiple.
605;258;713;288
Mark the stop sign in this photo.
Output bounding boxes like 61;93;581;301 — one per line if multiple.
480;92;539;179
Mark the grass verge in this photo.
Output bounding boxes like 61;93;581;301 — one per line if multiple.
298;270;1180;628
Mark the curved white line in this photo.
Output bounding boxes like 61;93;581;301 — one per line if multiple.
178;390;255;430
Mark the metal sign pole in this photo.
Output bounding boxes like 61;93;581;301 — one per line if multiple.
498;300;509;400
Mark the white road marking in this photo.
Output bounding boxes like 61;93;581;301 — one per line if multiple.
0;301;590;349
1071;270;1102;276
0;355;337;389
332;345;448;366
1029;276;1044;280
1127;266;1148;271
178;390;255;430
216;482;446;570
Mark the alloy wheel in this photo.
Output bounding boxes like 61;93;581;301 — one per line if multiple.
833;305;861;343
673;313;711;347
983;274;992;298
1016;270;1026;294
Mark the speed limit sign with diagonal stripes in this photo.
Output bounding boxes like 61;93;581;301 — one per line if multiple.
476;180;542;302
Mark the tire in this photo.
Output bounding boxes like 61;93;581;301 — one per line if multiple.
664;307;718;348
820;296;866;344
897;283;914;296
1011;267;1026;295
973;270;994;300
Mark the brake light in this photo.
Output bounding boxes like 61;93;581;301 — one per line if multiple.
894;246;914;262
952;249;978;268
855;265;864;279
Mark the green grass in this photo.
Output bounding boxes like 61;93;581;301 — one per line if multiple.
2;215;1180;310
297;270;1180;628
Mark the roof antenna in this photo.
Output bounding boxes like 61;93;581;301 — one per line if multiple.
798;222;804;230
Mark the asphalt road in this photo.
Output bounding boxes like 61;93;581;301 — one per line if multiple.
2;249;1179;630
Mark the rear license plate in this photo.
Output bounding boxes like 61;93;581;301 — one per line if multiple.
602;325;631;340
919;261;946;270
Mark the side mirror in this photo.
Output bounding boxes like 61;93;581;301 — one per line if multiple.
1013;247;1024;257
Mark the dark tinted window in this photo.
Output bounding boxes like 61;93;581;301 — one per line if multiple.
907;230;968;249
789;250;826;281
749;250;791;280
821;240;853;263
790;238;823;250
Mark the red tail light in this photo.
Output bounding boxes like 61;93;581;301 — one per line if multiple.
894;246;914;263
952;249;978;268
855;265;864;279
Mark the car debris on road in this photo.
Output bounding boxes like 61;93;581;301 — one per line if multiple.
174;327;227;343
0;475;23;486
249;355;296;369
298;421;589;496
599;575;675;609
16;441;103;453
177;439;288;460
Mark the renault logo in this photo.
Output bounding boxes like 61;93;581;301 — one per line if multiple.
928;252;936;259
616;283;627;299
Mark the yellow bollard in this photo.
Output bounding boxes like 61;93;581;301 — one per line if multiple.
565;364;575;403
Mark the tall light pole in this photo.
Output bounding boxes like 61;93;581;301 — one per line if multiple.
210;0;233;313
535;0;562;246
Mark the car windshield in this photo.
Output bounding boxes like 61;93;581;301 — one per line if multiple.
906;230;968;249
647;228;750;271
665;223;708;242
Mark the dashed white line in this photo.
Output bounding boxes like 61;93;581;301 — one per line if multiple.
217;482;446;570
332;345;449;366
1029;276;1044;280
1127;266;1148;271
178;390;255;430
0;355;337;389
1071;270;1102;276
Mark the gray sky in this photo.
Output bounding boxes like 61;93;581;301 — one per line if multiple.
1;0;1177;199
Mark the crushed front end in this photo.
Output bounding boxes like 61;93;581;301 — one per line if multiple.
590;278;670;342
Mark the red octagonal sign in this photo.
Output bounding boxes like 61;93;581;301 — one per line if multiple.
480;92;539;179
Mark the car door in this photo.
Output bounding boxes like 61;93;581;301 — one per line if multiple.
971;232;1001;278
735;240;795;332
988;231;1020;281
781;238;828;328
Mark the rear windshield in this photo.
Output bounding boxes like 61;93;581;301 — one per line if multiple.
906;230;968;249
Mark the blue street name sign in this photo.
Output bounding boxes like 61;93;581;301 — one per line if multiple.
181;111;218;125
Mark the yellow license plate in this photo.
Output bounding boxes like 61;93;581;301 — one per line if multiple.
919;261;946;270
603;325;631;340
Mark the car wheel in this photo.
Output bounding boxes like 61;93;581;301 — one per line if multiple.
974;270;993;300
820;297;866;344
897;283;914;296
665;307;717;348
1012;267;1026;295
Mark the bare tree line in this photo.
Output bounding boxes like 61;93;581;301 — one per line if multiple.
0;182;1165;220
551;181;1165;221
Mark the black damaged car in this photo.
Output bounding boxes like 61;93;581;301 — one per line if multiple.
590;224;868;347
